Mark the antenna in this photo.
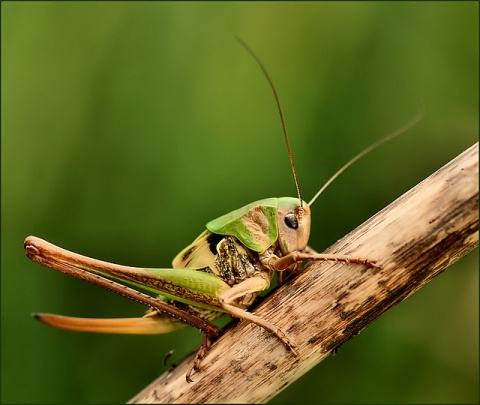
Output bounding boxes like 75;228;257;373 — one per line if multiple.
236;37;303;207
308;103;424;206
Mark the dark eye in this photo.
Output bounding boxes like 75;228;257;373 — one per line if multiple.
284;213;298;229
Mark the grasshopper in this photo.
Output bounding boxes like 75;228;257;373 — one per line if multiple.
24;39;421;382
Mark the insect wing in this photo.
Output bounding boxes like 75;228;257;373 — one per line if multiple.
172;230;219;269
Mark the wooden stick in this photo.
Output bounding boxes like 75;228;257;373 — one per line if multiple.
129;143;478;404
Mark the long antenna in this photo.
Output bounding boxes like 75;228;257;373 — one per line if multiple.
308;103;424;206
236;37;303;207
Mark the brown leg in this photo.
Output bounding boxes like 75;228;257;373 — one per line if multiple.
272;251;381;271
218;275;298;355
186;333;214;382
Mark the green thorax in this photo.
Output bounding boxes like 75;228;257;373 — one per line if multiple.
206;197;303;252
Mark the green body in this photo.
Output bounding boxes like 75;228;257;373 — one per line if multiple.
96;196;308;324
27;196;312;337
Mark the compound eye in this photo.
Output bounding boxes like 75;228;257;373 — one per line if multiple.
284;213;298;229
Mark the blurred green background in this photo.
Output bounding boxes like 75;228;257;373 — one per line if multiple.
2;2;478;403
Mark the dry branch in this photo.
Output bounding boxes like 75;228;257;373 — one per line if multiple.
130;143;478;404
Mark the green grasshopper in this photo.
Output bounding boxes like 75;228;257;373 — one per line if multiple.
24;39;421;382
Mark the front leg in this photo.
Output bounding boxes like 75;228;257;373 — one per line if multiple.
218;274;298;356
271;250;381;271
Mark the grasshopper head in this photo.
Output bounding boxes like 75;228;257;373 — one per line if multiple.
276;197;311;255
